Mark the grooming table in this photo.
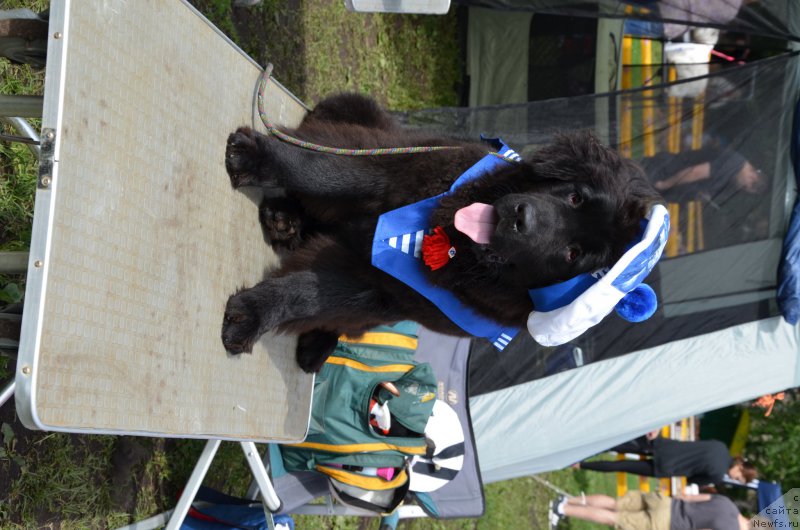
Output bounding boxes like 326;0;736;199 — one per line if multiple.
14;0;313;444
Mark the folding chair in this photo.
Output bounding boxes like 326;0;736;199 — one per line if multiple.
237;327;485;528
270;327;485;528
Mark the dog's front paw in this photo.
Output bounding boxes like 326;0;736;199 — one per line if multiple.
225;127;263;188
295;330;339;373
222;291;263;354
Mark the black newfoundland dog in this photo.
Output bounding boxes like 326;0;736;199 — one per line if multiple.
222;93;662;372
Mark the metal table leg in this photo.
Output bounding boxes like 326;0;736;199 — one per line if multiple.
164;439;221;530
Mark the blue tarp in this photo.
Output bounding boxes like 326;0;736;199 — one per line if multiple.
777;96;800;323
758;481;791;527
179;486;294;530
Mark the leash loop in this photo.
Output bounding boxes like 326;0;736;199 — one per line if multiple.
257;63;519;163
256;64;518;164
257;64;462;156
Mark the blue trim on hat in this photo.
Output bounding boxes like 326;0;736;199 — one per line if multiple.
529;272;601;312
611;217;669;293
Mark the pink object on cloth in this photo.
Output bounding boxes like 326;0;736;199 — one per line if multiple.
376;467;395;481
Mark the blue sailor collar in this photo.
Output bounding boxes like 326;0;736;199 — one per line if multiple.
371;138;521;351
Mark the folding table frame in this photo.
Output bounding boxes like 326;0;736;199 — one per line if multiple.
6;1;315;527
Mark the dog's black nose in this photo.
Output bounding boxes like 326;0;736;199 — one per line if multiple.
514;202;534;233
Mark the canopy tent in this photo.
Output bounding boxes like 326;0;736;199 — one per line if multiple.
458;0;800;43
402;0;800;484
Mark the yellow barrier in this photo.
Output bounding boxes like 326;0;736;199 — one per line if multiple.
729;409;751;457
659;425;672;494
641;38;656;157
692;98;705;150
639;455;651;493
612;420;697;498
620;37;633;158
617;453;629;497
667;66;681;154
666;203;680;257
687;200;696;254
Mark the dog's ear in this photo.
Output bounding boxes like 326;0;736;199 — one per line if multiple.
527;129;622;183
532;129;664;204
623;161;665;215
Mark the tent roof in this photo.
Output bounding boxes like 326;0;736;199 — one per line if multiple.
459;0;800;43
470;317;800;482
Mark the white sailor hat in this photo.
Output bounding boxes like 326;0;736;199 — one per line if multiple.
527;204;670;347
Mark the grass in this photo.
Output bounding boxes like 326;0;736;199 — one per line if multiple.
192;0;463;109
299;3;461;109
0;1;43;255
286;468;620;530
4;434;125;528
0;113;39;255
0;0;46;384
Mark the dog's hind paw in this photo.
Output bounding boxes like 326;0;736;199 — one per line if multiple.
222;291;263;354
295;330;339;373
259;197;305;249
225;127;263;188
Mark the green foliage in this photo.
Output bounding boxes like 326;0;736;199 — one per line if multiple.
0;422;25;471
224;0;308;99
0;282;23;304
131;442;171;520
746;392;800;486
0;15;43;251
2;0;48;9
480;477;539;530
189;0;239;41
0;356;9;381
166;439;264;497
0;63;42;251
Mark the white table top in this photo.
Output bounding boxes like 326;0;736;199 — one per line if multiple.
15;0;313;442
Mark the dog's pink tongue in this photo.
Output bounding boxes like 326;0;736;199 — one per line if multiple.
454;203;497;244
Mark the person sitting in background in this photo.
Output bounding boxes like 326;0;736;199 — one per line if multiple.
639;145;768;207
575;430;758;487
548;490;750;530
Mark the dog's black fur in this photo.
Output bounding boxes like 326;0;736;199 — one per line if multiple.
222;93;662;372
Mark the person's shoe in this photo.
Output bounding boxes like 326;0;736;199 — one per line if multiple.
547;503;561;529
548;496;566;529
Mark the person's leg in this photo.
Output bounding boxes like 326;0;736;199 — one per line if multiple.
562;503;617;526
609;436;654;455
552;494;618;527
566;494;617;510
579;459;656;476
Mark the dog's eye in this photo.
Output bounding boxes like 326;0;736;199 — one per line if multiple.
568;192;583;207
566;247;581;263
